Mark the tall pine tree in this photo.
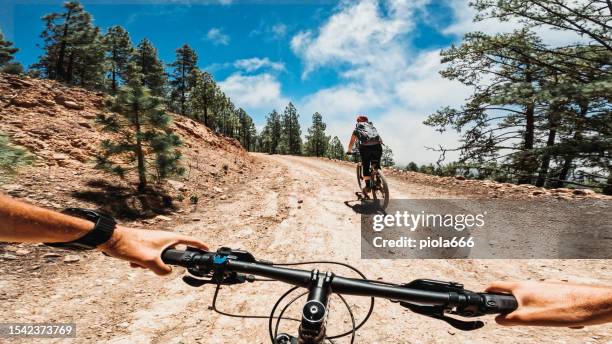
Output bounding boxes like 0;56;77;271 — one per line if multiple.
169;44;198;116
103;25;132;93
305;112;329;157
280;102;302;155
95;80;183;192
130;39;166;97
188;70;216;127
35;1;104;86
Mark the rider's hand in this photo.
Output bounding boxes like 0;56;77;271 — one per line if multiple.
486;280;612;327
98;226;208;276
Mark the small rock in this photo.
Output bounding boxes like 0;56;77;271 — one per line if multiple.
39;99;56;107
155;215;172;221
219;195;228;200
297;199;304;204
63;255;80;263
167;179;186;191
78;121;92;129
52;153;69;161
42;252;61;259
15;249;31;255
11;97;38;108
213;187;223;193
191;218;201;222
81;111;97;119
63;101;84;110
572;189;595;196
1;253;18;260
532;190;545;196
455;175;466;180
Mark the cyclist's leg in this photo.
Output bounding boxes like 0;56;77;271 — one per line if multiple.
359;145;374;189
372;144;383;171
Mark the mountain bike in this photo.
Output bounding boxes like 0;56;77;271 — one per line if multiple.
162;247;517;344
348;151;389;209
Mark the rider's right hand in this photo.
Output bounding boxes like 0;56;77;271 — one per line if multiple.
99;226;209;276
485;280;612;328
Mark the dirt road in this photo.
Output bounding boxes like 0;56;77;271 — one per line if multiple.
2;154;611;343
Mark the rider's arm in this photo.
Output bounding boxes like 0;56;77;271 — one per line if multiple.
486;280;612;327
0;193;208;275
347;134;357;153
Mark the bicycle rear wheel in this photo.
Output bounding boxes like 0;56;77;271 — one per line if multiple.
371;172;390;209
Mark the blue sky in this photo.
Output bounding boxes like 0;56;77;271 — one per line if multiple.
0;0;582;165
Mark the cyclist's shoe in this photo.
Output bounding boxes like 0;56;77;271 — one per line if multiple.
362;185;371;198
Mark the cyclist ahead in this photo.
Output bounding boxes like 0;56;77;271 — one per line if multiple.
347;115;383;196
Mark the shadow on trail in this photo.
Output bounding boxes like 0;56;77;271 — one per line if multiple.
71;179;176;220
344;192;387;215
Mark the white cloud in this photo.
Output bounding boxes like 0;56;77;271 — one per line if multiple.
290;0;425;78
205;28;230;45
271;23;288;39
218;73;288;114
234;57;285;73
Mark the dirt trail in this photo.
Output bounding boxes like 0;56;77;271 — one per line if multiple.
2;154;611;344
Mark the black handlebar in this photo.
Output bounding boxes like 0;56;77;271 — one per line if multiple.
161;248;517;318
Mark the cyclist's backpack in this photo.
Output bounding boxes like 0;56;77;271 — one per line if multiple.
355;122;382;145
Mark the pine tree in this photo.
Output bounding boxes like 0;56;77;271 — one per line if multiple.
406;162;419;172
381;145;395;167
35;1;104;86
130;39;166;97
280;103;302;155
169;44;198;116
0;134;34;180
327;136;345;160
0;31;18;65
103;25;132;93
305;112;329;157
188;70;216;127
95;80;183;192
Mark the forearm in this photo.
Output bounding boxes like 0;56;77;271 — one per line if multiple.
578;286;612;326
347;135;356;151
0;193;93;243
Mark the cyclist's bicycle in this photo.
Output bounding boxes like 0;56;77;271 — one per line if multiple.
348;151;390;209
162;247;517;344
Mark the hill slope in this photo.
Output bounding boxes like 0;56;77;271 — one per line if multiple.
0;73;253;220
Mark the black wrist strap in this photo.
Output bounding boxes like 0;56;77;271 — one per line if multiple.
46;208;116;250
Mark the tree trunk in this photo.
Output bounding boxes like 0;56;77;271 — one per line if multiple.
603;171;612;195
550;101;587;188
535;106;559;187
55;8;73;80
134;110;147;192
111;48;117;93
66;51;75;84
517;67;536;184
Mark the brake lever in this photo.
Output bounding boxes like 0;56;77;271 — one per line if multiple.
182;273;256;288
398;302;484;331
393;279;487;331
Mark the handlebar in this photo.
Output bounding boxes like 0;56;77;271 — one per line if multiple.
162;247;517;319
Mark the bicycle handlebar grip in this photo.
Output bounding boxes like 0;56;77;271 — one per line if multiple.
161;249;189;267
480;293;518;314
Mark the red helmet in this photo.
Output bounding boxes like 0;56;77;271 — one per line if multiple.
356;115;368;122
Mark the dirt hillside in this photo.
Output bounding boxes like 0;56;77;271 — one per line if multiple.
0;72;253;220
